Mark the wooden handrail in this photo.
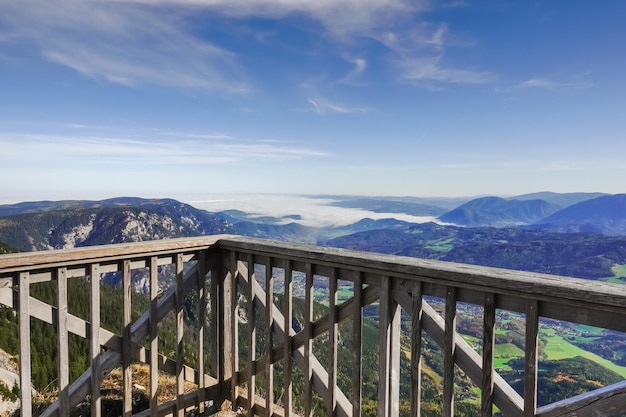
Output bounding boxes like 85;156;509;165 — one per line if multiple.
2;235;626;417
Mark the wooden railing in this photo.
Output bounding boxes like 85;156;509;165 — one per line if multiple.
1;235;626;417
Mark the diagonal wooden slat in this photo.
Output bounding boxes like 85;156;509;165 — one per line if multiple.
236;261;353;417
393;289;525;417
38;257;207;417
536;379;626;417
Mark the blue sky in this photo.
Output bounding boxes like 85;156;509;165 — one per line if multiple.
1;0;625;203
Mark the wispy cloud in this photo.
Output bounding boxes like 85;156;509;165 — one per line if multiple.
402;56;492;85
113;0;424;37
307;98;369;115
0;1;248;92
514;77;594;91
0;0;485;93
441;1;469;8
0;130;330;166
336;56;368;85
374;23;492;87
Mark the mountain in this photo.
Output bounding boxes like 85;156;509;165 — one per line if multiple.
531;194;626;236
0;198;418;251
0;198;234;251
438;196;560;227
323;222;626;280
328;198;447;216
510;192;607;209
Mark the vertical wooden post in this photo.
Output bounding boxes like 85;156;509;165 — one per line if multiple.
197;251;207;413
328;268;338;417
443;286;457;417
482;293;496;417
176;253;185;417
221;250;233;406
284;261;293;417
18;272;32;417
149;257;159;417
303;263;313;417
411;282;423;417
231;251;240;411
525;300;539;417
90;264;102;417
379;275;401;417
352;272;363;417
247;255;257;415
57;267;70;417
265;260;274;417
123;260;132;417
210;256;220;383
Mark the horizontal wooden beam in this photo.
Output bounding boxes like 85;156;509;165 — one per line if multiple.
537;380;626;417
0;235;233;272
218;236;626;314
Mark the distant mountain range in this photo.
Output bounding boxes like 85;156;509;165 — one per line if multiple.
435;193;626;235
0;193;624;283
321;222;626;280
508;191;607;208
438;196;561;227
0;197;414;251
531;194;626;236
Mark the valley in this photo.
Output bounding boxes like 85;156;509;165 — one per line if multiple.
1;192;626;415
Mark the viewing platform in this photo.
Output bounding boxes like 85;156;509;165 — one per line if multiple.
1;235;626;417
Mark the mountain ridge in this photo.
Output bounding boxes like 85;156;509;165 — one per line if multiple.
438;196;561;227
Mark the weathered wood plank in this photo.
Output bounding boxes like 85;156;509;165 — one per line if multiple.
231;251;240;410
40;349;122;417
482;293;496;417
524;300;539;417
292;285;380;349
197;251;207;414
265;259;275;417
18;272;32;417
537;379;626;417
57;268;70;417
328;268;338;417
304;263;314;417
393;289;524;417
284;260;293;417
39;260;205;417
352;272;363;417
217;237;626;315
209;256;220;383
247;254;257;416
90;264;102;417
149;256;159;417
0;235;233;271
378;275;391;417
237;262;353;417
176;254;185;417
411;282;423;417
220;249;232;404
123;260;132;417
443;287;457;417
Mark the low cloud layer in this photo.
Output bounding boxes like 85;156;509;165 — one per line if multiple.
186;194;440;227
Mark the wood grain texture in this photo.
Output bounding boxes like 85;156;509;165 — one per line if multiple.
19;272;32;417
6;235;626;417
482;293;496;417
